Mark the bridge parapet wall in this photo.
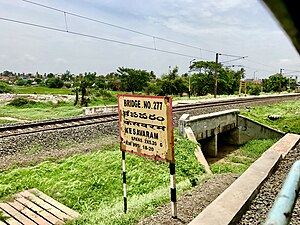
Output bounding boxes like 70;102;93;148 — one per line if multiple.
83;105;118;115
224;115;284;145
178;109;239;138
179;109;284;157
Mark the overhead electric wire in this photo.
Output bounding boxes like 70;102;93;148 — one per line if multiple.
245;58;300;74
0;17;204;60
220;56;248;64
3;0;291;75
21;0;216;54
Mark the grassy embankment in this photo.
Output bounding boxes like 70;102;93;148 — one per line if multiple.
0;130;278;225
241;100;300;134
12;86;73;95
0;87;122;122
0;92;297;224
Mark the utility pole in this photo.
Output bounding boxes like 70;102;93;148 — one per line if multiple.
279;68;284;93
214;53;220;98
189;59;196;99
280;68;284;75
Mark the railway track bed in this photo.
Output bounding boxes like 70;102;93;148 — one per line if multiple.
0;93;299;139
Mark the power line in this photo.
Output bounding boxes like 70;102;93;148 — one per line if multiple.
4;0;247;62
220;56;248;64
21;0;216;54
3;0;295;75
0;17;204;60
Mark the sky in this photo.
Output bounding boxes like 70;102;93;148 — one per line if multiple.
0;0;300;80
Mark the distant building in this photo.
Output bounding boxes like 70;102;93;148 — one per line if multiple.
245;79;262;85
295;83;300;92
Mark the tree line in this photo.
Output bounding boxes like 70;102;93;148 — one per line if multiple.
0;60;298;105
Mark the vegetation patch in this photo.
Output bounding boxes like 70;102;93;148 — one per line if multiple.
21;144;44;155
0;132;204;225
12;86;73;95
0;119;15;124
8;97;39;107
210;138;279;174
0;81;13;94
0;210;9;222
241;100;300;134
0;100;82;122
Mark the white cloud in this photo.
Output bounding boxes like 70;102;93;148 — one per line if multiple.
0;0;299;79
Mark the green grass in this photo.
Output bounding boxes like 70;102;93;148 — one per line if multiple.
0;210;9;222
12;86;73;95
241;100;300;134
0;101;82;121
0;89;124;122
0;132;204;225
210;138;279;174
0;94;294;223
0;119;16;124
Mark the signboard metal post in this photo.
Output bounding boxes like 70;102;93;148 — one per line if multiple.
170;162;177;218
122;151;127;214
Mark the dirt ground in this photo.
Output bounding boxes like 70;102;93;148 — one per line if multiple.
137;173;239;225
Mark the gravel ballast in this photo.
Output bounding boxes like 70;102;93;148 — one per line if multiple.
238;143;300;225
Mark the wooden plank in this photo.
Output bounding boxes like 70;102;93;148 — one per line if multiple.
28;189;80;219
0;208;21;225
9;199;52;225
0;202;36;225
15;196;64;225
19;191;71;222
0;221;7;225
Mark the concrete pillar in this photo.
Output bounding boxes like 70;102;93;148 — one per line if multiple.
178;114;190;137
200;132;218;157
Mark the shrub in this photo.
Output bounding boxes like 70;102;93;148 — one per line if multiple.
8;97;36;107
247;83;261;95
96;89;113;98
0;81;13;93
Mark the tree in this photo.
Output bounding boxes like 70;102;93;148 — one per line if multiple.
47;73;55;78
156;67;188;96
1;71;14;76
61;70;73;82
95;75;106;89
190;61;216;96
247;82;261;95
190;60;245;96
73;72;96;106
117;67;152;94
45;77;64;88
34;77;43;84
105;72;121;91
263;74;289;93
15;78;26;86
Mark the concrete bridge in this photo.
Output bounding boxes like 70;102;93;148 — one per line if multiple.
178;109;284;157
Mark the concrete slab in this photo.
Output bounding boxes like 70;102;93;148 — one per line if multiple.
268;133;300;158
188;133;300;225
185;127;212;174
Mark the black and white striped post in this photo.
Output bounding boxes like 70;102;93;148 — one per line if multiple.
122;151;127;214
170;162;177;218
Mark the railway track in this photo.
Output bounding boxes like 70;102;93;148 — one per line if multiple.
0;93;299;138
0;114;119;138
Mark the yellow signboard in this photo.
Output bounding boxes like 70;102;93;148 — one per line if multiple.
118;94;174;162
